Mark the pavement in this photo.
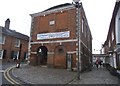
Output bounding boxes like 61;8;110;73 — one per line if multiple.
70;68;119;84
11;63;119;84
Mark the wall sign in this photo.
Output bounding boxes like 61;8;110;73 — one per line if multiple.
37;31;70;40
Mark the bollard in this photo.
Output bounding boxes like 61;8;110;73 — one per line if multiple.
16;63;20;68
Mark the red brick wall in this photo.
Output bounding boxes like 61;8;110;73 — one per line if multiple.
2;34;29;61
30;7;92;70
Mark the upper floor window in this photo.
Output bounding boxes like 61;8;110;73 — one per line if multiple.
109;40;111;47
85;25;87;38
0;35;5;44
112;31;114;41
49;20;55;25
82;18;84;33
87;32;90;41
15;38;20;47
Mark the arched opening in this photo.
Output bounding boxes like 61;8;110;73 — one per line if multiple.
37;46;48;65
54;45;66;68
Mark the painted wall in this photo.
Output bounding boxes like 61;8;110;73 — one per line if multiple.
115;6;120;45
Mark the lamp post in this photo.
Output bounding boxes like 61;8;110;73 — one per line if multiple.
73;0;81;80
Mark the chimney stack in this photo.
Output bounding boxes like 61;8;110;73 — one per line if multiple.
116;0;120;2
5;18;10;29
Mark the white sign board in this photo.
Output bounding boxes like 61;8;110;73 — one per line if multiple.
37;31;70;40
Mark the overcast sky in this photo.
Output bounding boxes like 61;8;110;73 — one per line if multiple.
0;0;116;53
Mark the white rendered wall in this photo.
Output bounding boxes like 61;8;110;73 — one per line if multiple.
115;6;120;45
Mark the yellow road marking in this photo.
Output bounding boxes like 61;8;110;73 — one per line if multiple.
4;69;14;84
4;66;21;85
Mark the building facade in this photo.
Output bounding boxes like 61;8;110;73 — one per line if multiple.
29;3;92;71
0;19;29;62
103;1;120;69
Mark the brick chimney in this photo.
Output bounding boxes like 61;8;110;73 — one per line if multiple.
5;18;10;29
116;0;120;2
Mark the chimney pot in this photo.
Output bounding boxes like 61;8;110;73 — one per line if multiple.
5;18;10;29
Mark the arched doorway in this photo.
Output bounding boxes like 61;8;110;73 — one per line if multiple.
37;46;48;65
54;45;66;68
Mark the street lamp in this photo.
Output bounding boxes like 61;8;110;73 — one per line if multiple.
73;0;81;80
73;0;80;3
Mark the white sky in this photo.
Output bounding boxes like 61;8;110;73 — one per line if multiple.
0;0;116;54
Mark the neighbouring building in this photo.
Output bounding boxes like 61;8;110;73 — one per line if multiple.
29;3;92;71
103;0;120;69
0;19;29;62
92;45;108;66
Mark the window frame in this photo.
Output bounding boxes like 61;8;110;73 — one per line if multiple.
0;35;5;44
49;20;55;26
13;51;19;60
15;38;20;47
0;50;4;59
112;31;114;41
82;18;84;33
109;40;111;47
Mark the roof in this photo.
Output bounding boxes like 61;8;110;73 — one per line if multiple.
30;3;74;17
43;3;72;12
0;26;29;41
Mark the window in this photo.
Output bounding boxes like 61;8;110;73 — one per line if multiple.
87;30;90;41
15;38;20;47
109;40;111;47
12;51;19;60
87;33;89;41
0;50;4;59
82;19;84;33
58;48;64;53
49;20;55;25
118;54;120;62
112;31;114;41
24;52;28;60
85;25;87;38
0;35;5;44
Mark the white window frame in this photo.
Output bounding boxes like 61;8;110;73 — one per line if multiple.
13;51;19;60
112;31;114;41
17;51;19;59
0;50;4;59
109;40;111;47
49;20;55;25
0;35;5;44
15;39;20;47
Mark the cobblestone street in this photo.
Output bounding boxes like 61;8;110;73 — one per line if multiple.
12;64;119;84
12;64;76;84
70;67;119;84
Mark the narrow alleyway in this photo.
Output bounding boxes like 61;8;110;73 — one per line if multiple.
70;67;119;84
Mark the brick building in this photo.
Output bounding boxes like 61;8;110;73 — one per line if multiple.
29;3;92;71
0;19;29;62
103;0;120;69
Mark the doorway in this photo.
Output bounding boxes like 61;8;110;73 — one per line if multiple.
66;53;73;70
37;46;48;65
54;45;66;68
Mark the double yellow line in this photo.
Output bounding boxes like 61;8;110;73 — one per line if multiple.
4;66;20;85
